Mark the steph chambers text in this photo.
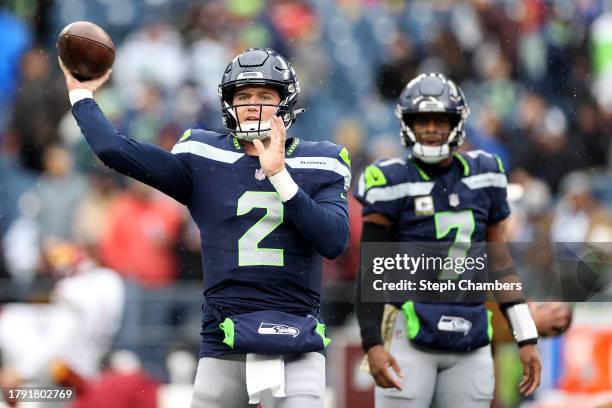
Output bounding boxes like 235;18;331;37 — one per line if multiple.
373;279;522;292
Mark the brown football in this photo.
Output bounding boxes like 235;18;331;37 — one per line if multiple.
57;21;115;81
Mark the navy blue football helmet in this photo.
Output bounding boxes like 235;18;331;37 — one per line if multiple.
396;73;470;163
218;48;302;141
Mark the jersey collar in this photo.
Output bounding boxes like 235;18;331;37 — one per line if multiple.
231;136;300;156
231;136;299;157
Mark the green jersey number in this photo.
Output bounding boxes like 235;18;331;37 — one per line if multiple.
434;210;475;279
236;191;284;266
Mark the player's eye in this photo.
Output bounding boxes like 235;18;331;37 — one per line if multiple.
260;94;272;101
415;119;430;128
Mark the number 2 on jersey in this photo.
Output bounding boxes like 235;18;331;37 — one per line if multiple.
237;191;284;266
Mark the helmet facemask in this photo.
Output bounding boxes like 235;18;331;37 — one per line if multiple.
397;110;466;164
221;85;296;141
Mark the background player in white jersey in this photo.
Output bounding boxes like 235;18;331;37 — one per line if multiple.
355;73;541;407
59;48;351;408
0;239;125;389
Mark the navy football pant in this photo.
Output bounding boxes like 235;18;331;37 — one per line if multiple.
191;352;325;408
375;312;494;408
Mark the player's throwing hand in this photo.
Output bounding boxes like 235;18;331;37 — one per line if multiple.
58;57;111;93
253;116;286;177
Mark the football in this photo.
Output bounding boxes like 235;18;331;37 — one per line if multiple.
57;21;115;81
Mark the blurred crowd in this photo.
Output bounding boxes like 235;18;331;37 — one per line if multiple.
2;0;612;396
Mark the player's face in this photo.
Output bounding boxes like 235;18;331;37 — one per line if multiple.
411;113;452;146
232;86;281;126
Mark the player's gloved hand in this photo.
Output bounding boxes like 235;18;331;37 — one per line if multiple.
366;345;403;390
253;116;286;177
518;343;541;396
58;57;112;93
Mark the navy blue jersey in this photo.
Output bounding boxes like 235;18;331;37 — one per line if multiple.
355;152;509;242
71;99;351;357
354;151;510;350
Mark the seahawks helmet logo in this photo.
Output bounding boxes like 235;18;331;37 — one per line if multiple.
258;323;300;337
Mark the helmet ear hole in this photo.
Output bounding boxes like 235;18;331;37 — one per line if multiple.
449;114;461;130
402;114;414;128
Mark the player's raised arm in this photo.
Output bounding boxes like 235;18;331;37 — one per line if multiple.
59;59;192;205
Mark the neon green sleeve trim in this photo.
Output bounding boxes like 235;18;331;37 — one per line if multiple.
316;321;332;348
401;301;420;340
487;309;494;341
219;318;235;349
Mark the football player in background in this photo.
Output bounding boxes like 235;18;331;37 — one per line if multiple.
59;48;351;408
0;239;125;391
354;73;541;407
